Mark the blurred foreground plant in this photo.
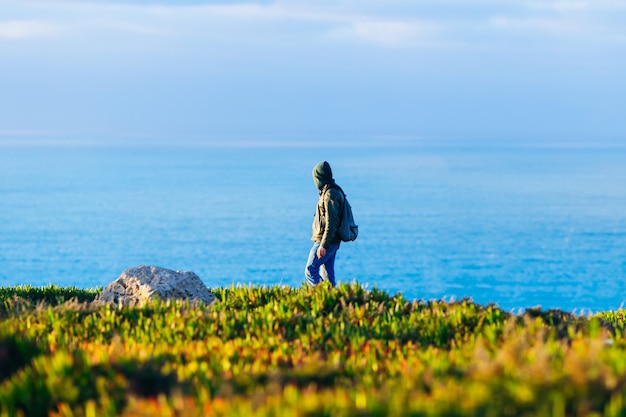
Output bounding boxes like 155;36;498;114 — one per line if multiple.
1;283;626;416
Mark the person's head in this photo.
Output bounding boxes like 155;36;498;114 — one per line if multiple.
312;161;333;190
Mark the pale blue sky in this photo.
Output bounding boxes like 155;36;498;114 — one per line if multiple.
1;0;625;146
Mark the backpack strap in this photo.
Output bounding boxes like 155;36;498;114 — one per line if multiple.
327;183;346;197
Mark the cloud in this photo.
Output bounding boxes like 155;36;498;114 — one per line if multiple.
2;1;625;52
0;0;626;61
524;0;589;12
325;20;442;48
490;16;578;35
0;20;61;39
143;3;446;48
11;2;439;49
523;0;626;13
491;1;626;43
351;21;424;47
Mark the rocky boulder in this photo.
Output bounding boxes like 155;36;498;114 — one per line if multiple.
94;265;217;306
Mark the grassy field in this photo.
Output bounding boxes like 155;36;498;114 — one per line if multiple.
2;283;626;416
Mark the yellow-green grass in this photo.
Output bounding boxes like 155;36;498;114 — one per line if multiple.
1;283;626;416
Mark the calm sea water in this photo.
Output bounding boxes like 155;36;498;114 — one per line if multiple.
1;141;625;312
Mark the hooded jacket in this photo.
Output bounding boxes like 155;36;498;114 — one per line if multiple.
311;161;344;248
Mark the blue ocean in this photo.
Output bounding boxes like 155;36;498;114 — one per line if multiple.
1;140;625;312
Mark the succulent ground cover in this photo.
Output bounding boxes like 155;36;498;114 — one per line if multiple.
2;284;626;416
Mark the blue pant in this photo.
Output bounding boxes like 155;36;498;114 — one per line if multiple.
305;242;340;287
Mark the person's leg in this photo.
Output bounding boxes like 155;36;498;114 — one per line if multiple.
305;242;322;285
305;242;340;287
323;244;339;287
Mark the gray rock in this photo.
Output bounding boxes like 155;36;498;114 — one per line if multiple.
94;265;217;306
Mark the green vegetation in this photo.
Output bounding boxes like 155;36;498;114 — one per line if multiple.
2;283;626;416
0;285;100;307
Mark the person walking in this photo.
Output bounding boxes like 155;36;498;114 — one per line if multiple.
305;161;345;287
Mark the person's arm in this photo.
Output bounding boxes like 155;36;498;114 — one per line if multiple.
319;189;341;251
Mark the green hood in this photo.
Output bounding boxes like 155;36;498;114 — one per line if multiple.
312;161;334;190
